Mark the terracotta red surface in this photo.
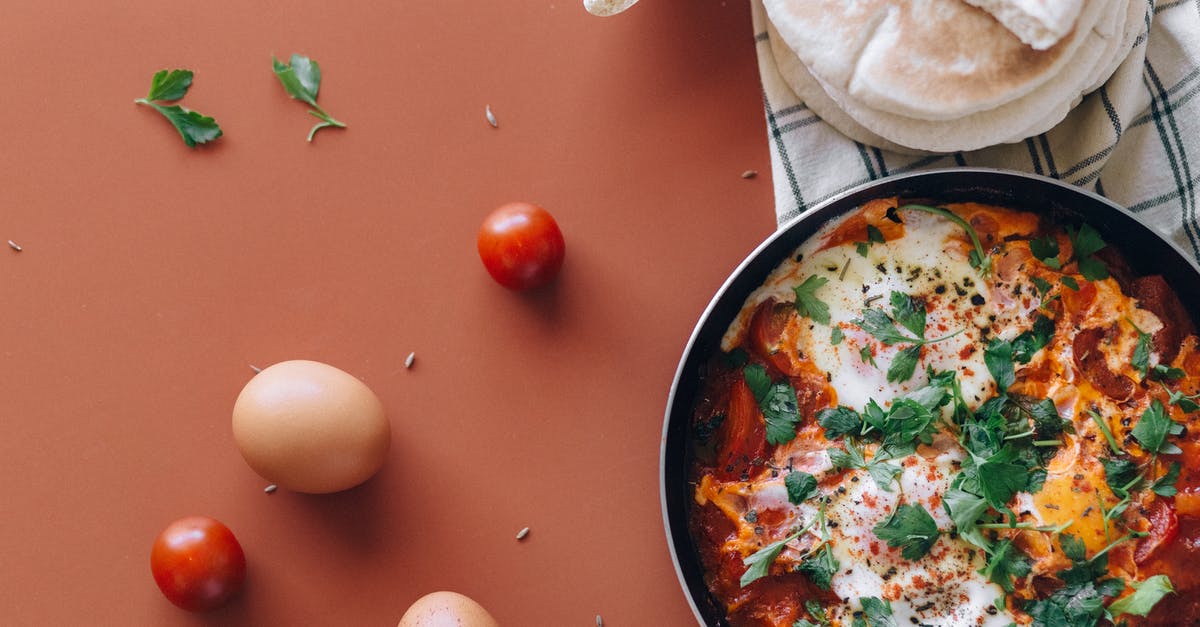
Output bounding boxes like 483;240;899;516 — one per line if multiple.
0;0;774;624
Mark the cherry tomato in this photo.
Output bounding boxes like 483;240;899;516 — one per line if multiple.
477;202;565;290
150;515;246;612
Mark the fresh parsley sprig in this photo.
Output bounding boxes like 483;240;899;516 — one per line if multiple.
854;291;963;382
895;204;991;275
1131;399;1184;455
272;54;347;141
134;69;223;147
1029;224;1110;282
744;363;801;445
793;275;831;325
873;503;939;561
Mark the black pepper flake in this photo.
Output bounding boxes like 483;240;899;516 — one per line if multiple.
885;206;903;223
954;285;968;297
850;476;860;482
875;263;887;274
986;606;999;615
934;285;947;295
915;602;935;613
828;521;839;528
963;277;975;287
971;294;986;306
862;284;871;294
796;253;804;262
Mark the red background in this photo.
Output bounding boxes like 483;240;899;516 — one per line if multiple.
0;1;775;624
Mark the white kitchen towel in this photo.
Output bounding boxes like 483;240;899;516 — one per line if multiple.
753;0;1200;262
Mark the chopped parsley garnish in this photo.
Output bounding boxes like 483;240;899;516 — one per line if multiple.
741;503;836;589
794;275;831;325
895;204;991;275
1129;319;1153;380
1030;224;1110;282
1011;315;1055;363
828;440;902;491
1101;458;1142;497
874;503;939;561
1131;399;1184;455
981;538;1031;593
1107;574;1175;618
797;543;839;590
1029;235;1061;268
743;363;801;445
1069;224;1110;281
1162;381;1200;412
785;471;818;504
1150;364;1187;382
816;406;863;439
853;291;962;382
739;530;799;587
1061;276;1080;291
1152;461;1182;497
857;225;886;257
830;326;845;345
857;596;896;627
984;338;1016;391
795;600;831;627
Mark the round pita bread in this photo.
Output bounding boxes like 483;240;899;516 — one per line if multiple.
767;0;1141;152
762;0;1108;121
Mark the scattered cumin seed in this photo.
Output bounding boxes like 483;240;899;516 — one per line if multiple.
404;352;416;369
839;258;850;281
7;240;22;252
264;484;278;494
741;170;757;179
516;526;530;541
485;105;498;128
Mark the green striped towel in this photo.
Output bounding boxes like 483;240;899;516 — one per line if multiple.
753;0;1200;263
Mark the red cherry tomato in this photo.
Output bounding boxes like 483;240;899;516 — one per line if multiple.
150;515;246;612
477;202;565;290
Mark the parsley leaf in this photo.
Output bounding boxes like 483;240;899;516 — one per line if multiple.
1069;224;1110;281
984;339;1016;390
792;275;831;325
890;291;926;337
982;538;1031;593
1026;580;1114;627
1061;276;1080;291
1131;400;1184;455
896;204;992;275
785;471;818;504
134;69;222;148
1152;461;1182;497
1012;315;1055;363
977;452;1027;509
944;486;990;551
1107;574;1174;618
860;597;896;627
1150;364;1187;382
1132;326;1153;381
1030;235;1061;269
797;543;839;590
1102;458;1142;497
817;406;862;439
859;345;877;367
831;326;845;345
874;503;939;561
1031;276;1054;297
796;600;831;627
146;69;194;101
744;364;801;445
272;53;347;142
857;307;913;345
887;345;923;383
1030;398;1067;438
739;532;797;587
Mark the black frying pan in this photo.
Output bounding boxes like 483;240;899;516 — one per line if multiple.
659;168;1200;625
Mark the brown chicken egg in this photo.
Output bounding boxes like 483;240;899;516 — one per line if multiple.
398;591;500;627
232;360;390;494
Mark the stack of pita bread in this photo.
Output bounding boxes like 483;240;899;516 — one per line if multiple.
762;0;1146;153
